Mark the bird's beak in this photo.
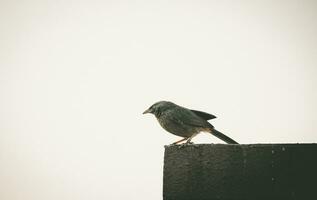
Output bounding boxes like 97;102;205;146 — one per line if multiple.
143;108;151;114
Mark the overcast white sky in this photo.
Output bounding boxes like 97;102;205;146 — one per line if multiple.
1;0;317;200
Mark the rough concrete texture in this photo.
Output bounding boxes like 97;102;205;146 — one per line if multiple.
163;144;317;200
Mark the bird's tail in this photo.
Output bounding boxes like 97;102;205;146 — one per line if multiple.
210;129;239;144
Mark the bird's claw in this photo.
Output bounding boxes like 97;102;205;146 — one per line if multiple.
177;143;187;149
177;142;194;149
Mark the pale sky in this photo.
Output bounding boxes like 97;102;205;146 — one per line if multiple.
1;0;317;200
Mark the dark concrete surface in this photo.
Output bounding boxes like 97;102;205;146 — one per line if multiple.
163;144;317;200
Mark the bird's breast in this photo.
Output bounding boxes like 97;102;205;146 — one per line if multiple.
156;114;197;137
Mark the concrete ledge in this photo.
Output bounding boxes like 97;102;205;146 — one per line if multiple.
163;144;317;200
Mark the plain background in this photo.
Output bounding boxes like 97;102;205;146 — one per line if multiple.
1;0;316;199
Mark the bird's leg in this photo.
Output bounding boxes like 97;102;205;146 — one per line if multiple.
186;133;198;144
172;137;188;145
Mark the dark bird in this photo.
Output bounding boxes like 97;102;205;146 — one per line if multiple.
143;101;238;144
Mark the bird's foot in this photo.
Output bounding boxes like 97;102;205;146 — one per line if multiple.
177;142;194;149
177;143;187;149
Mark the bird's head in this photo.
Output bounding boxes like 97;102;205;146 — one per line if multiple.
143;101;175;117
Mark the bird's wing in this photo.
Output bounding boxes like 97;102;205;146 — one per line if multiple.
168;107;213;128
190;110;216;120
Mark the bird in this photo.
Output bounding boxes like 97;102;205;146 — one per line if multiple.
143;101;238;144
